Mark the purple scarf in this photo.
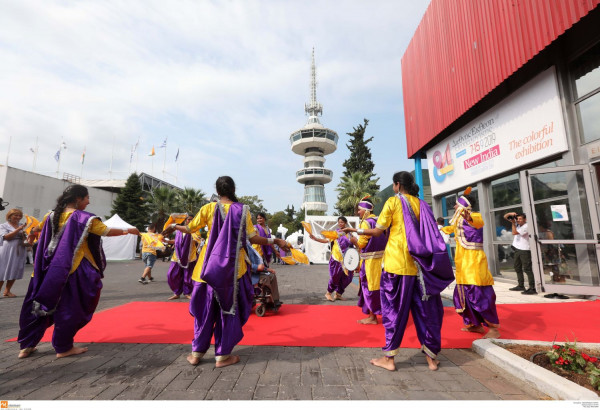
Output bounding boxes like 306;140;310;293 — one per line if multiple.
174;230;192;268
32;210;106;316
400;195;454;299
200;201;248;315
254;224;273;265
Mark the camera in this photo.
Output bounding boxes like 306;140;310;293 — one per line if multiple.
506;215;515;221
0;198;8;211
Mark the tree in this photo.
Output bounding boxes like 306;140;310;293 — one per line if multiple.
335;171;380;216
342;119;378;186
147;186;178;229
176;187;207;216
238;195;269;222
109;173;149;231
335;119;380;214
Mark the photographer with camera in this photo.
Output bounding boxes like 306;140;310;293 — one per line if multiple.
504;212;536;295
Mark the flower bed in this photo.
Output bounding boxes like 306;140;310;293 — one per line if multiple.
502;342;600;394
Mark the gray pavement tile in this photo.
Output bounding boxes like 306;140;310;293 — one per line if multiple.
253;385;279;399
59;384;111;400
312;385;349;400
278;384;312;400
114;385;163;400
155;389;208;400
449;391;501;400
21;383;74;400
187;370;221;390
257;371;281;386
406;390;456;400
362;384;408;400
206;389;254;400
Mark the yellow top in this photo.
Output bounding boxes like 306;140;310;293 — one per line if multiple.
39;211;109;273
356;215;383;291
187;202;256;282
252;224;271;259
141;232;165;255
376;195;421;276
330;237;343;263
441;214;493;286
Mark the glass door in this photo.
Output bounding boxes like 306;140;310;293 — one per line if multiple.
523;165;600;296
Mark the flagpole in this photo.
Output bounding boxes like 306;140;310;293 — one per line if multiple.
32;136;38;172
56;140;62;178
80;146;86;179
162;137;167;180
5;136;11;166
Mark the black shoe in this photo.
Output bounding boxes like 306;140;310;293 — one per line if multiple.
521;288;537;295
148;277;155;282
138;277;148;284
509;286;525;291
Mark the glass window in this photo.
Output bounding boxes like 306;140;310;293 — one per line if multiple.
571;42;600;99
571;42;600;144
575;92;600;144
489;173;521;208
301;130;314;139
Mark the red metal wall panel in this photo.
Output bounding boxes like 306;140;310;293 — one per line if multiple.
402;0;600;158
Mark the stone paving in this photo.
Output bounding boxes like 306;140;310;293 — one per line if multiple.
0;260;548;400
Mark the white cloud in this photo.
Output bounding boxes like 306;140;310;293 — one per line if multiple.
0;0;429;213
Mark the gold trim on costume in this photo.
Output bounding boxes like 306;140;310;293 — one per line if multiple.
421;345;437;359
455;217;483;250
360;250;384;260
456;284;466;313
383;348;400;357
215;354;230;362
191;351;205;358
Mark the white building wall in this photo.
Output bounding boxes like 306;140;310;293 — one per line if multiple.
0;167;117;222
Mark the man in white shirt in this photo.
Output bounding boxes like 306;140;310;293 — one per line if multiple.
504;212;536;295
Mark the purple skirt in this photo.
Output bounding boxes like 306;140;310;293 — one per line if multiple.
18;258;103;353
357;264;381;315
453;284;499;327
380;271;443;358
327;258;353;295
167;259;195;296
189;273;253;357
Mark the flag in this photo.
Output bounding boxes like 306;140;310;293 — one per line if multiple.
149;146;155;156
29;147;35;153
80;147;86;164
130;146;134;163
159;138;167;148
175;148;179;162
61;141;67;149
133;137;140;152
54;150;60;162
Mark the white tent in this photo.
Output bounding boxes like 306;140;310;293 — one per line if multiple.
102;214;137;260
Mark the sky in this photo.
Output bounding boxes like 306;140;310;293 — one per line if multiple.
0;0;430;215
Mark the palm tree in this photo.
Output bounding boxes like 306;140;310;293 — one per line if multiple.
335;171;380;216
147;186;178;229
176;187;208;216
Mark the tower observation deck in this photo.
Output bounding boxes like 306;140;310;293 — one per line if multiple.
289;48;338;213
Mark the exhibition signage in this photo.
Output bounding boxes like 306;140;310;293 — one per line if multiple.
427;68;569;197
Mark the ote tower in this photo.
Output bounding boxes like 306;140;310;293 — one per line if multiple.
289;49;338;213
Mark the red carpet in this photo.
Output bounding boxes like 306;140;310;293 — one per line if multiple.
8;301;600;348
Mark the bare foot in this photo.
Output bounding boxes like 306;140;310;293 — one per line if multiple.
426;356;440;371
461;325;485;334
18;347;37;359
168;294;180;300
370;356;396;371
184;295;191;299
484;327;501;339
3;292;16;298
325;292;334;302
335;293;347;301
215;355;240;368
187;354;202;365
56;346;88;358
357;317;378;325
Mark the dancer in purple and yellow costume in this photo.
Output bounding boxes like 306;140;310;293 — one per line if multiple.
309;216;354;302
252;212;275;266
343;172;453;371
17;185;140;359
441;191;500;339
164;176;289;368
349;196;387;325
167;215;200;300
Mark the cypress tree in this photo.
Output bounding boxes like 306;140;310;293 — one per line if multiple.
110;173;149;231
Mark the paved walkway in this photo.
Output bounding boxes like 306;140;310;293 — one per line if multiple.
1;260;591;401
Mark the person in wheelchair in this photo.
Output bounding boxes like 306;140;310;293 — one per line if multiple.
246;242;282;316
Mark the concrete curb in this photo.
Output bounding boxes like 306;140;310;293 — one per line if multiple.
472;339;599;400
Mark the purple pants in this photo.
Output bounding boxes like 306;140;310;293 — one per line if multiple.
18;258;102;353
357;264;381;315
327;258;353;295
453;284;499;328
189;274;253;357
380;271;444;358
167;260;196;296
